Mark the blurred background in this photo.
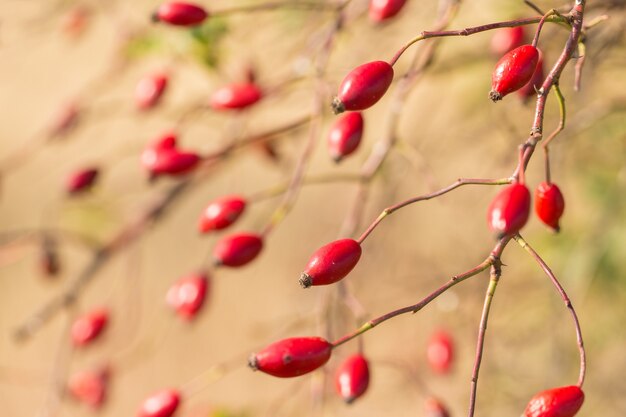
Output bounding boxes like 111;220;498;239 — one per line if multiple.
1;0;625;416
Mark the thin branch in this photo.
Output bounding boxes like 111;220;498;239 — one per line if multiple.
331;256;494;349
513;235;586;387
468;262;502;417
542;84;567;183
356;178;512;244
389;15;569;66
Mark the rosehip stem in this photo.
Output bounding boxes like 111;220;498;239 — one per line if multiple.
532;9;560;48
389;15;569;67
356;178;512;245
468;263;502;417
330;257;494;349
513;235;586;387
542;84;567;183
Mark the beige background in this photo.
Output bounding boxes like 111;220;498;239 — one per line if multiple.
1;0;626;416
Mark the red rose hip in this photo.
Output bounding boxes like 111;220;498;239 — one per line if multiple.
210;83;263;110
426;330;454;374
368;0;408;22
523;385;584;417
137;389;181;417
141;133;200;178
327;112;364;162
535;182;565;232
490;26;526;56
135;73;168;110
66;167;99;195
487;182;531;238
424;397;451;417
332;61;394;114
166;272;209;320
68;366;109;408
153;2;208;26
249;337;332;378
490;45;539;101
518;54;545;100
335;354;370;403
299;238;362;288
71;307;109;346
213;232;263;267
198;195;246;233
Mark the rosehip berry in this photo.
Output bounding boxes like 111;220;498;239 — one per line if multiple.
166;272;209;320
426;330;454;374
327;112;364;162
518;54;545;100
489;45;539;101
368;0;408;22
299;238;362;288
198;195;246;233
137;389;181;417
535;182;565;232
335;354;370;403
490;26;526;56
213;232;263;267
249;337;332;378
153;2;208;26
487;182;531;238
523;385;584;417
332;61;394;114
141;133;200;178
71;307;109;347
424;397;451;417
210;83;263;110
68;366;109;408
66;167;98;195
136;73;168;110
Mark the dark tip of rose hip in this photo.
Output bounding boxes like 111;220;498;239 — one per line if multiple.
150;11;160;23
332;154;343;164
247;354;259;371
331;97;345;115
299;273;312;288
489;90;502;102
213;258;223;268
344;395;356;405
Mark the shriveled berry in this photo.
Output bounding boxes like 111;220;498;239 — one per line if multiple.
136;73;168;110
523;385;584;417
427;330;454;374
249;337;332;378
490;26;526;56
368;0;408;22
518;54;545;100
210;83;262;110
141;133;200;178
328;112;364;162
535;182;565;232
424;397;451;417
487;182;531;238
299;238;362;288
335;354;370;403
198;195;246;233
213;232;263;267
166;272;209;320
71;307;109;347
137;389;181;417
66;167;98;195
68;366;109;408
332;61;394;114
489;45;539;101
153;2;208;26
60;6;91;38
